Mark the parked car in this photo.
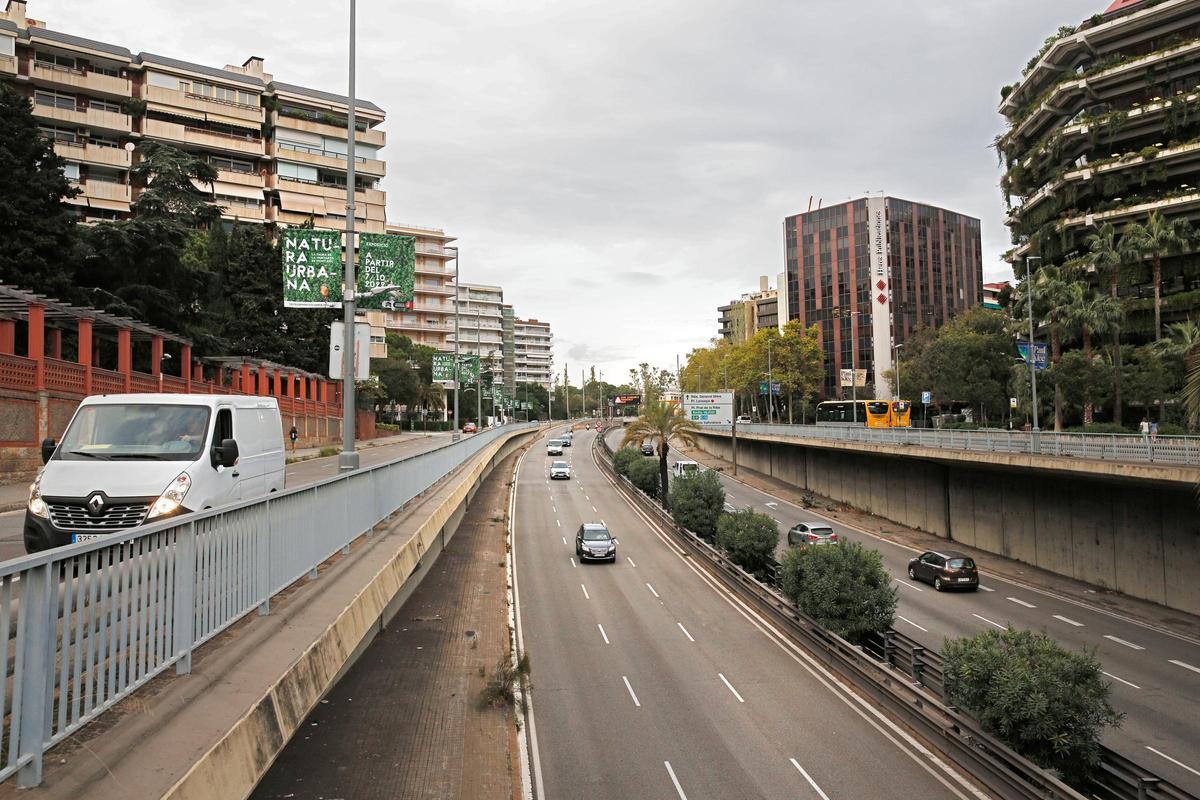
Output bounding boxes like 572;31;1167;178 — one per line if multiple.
550;460;571;480
576;522;617;562
787;522;839;547
462;422;477;433
907;550;979;591
547;439;564;456
640;441;655;456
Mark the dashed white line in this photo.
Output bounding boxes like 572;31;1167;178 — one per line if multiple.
972;613;1006;630
627;557;637;567
898;615;928;633
1007;597;1036;608
1104;635;1145;651
646;583;660;598
623;675;641;708
598;624;610;644
678;622;695;642
556;519;561;527
581;584;590;600
1053;614;1084;627
570;558;577;569
790;759;831;800
895;579;923;592
718;672;745;703
552;505;557;513
1103;671;1141;689
977;585;995;592
561;536;567;545
1146;746;1200;778
591;505;598;512
664;761;687;799
1169;659;1200;675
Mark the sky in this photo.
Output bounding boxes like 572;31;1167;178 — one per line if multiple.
33;0;1106;385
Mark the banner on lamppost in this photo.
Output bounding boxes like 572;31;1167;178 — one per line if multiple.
357;233;416;311
283;230;342;308
432;353;455;383
1016;340;1048;370
839;369;868;388
758;382;782;396
459;355;481;384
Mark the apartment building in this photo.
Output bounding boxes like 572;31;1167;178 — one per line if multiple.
998;0;1200;338
717;276;779;343
0;0;386;232
448;283;505;380
514;318;553;389
380;223;457;349
501;305;516;390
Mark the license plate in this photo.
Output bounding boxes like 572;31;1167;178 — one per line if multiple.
957;577;971;582
72;534;103;544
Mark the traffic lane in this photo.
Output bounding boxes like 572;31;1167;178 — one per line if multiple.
567;436;967;798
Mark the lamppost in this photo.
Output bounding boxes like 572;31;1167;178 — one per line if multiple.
892;342;904;401
338;0;360;472
474;307;482;428
445;245;461;440
767;337;774;424
1025;255;1041;432
832;307;862;423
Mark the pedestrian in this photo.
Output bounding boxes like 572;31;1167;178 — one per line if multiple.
1139;418;1150;440
1150;420;1158;444
289;425;298;452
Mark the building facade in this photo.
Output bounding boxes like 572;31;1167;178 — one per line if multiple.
784;196;983;398
501;305;516;390
448;283;505;380
982;281;1010;310
381;223;457;349
1;0;386;232
997;0;1200;339
717;276;779;343
514;318;553;388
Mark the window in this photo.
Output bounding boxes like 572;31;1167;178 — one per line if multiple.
215;194;260;209
209;155;255;173
0;36;14;58
90;99;122;115
34;90;77;111
39;125;80;144
62;162;80;181
34;51;78;70
188;81;257;107
212;408;233;448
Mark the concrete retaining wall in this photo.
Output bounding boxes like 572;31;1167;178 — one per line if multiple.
697;432;1200;616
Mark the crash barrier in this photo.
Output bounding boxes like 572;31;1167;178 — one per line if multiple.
0;423;538;787
596;433;1197;800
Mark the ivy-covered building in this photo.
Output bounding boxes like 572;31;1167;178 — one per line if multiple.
997;0;1200;340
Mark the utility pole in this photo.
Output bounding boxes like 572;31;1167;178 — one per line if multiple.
338;0;360;472
450;246;461;440
1026;255;1041;433
767;338;773;424
581;368;586;417
475;308;481;427
564;364;570;419
549;375;554;421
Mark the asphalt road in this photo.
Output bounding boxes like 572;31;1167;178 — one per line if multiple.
606;428;1200;794
0;433;454;563
515;427;977;800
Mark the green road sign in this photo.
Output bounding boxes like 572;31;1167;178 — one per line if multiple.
432;353;455;382
282;230;342;308
357;233;415;310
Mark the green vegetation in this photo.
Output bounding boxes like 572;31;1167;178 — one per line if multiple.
668;470;726;541
612;446;640;478
626;458;661;499
943;627;1121;785
715;509;778;577
620;403;701;507
778;542;896;644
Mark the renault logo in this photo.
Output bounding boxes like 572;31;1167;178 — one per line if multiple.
86;494;105;516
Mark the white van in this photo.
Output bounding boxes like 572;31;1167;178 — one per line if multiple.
672;460;700;477
24;394;285;552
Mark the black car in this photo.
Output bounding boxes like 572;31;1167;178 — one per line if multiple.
907;550;979;591
576;523;617;563
640;441;655;456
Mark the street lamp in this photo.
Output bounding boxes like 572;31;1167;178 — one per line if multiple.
445;245;461;440
832;308;862;423
767;337;774;424
892;342;904;401
338;0;361;472
1025;255;1041;432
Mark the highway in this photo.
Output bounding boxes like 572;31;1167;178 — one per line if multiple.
515;426;980;800
613;428;1200;794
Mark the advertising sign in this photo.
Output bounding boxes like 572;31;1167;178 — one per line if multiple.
283;230;342;308
1016;340;1049;370
757;382;782;396
614;394;641;405
866;196;893;398
683;393;734;426
459;355;481;384
839;369;869;388
357;233;416;311
328;321;370;380
432;353;455;383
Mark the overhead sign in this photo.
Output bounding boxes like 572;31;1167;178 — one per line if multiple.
1016;340;1049;370
328;321;370;380
839;369;868;388
614;394;641;405
357;233;416;310
283;230;343;308
683;393;733;426
432;353;455;383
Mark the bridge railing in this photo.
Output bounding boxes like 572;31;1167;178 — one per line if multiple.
706;423;1200;466
0;422;537;787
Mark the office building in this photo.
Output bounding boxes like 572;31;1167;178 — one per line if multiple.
998;0;1200;337
1;0;386;231
381;223;457;349
783;197;983;398
717;276;779;343
982;281;1010;310
514;318;553;388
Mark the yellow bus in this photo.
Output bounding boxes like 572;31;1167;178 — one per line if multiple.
890;401;912;428
816;400;912;428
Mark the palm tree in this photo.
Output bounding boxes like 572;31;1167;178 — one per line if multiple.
1066;291;1124;425
620;402;701;509
1122;211;1193;341
1034;266;1080;431
1185;341;1200;432
1085;222;1127;425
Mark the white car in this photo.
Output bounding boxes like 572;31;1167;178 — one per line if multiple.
550;460;571;480
547;439;564;456
736;415;752;424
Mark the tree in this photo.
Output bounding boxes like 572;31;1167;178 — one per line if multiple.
779;542;897;644
1085;223;1127;424
897;309;1013;422
774;320;824;423
1124;345;1170;424
715;509;778;576
129;140;221;226
0;82;80;299
943;627;1122;786
1034;266;1082;432
217;223;285;359
620;402;701;508
626;457;660;499
668;470;725;541
1065;290;1123;425
1122;210;1193;341
1185;340;1200;431
612;446;641;478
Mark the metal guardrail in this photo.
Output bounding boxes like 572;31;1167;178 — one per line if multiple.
595;431;1197;800
0;422;538;787
707;423;1200;467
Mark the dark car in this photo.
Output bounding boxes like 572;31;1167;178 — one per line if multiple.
462;422;477;433
640;441;655;456
576;523;617;563
908;550;979;591
787;522;838;547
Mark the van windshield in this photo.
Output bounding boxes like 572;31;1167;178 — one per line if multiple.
57;404;211;462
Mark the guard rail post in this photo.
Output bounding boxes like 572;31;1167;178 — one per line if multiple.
257;500;272;616
883;630;897;668
173;522;197;674
15;561;56;787
1137;777;1161;800
911;645;926;688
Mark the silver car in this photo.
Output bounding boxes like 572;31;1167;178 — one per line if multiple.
787;522;839;547
576;523;617;563
547;439;564;456
550;460;571;480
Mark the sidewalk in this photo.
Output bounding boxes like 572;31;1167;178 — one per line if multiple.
285;431;415;462
679;444;1200;644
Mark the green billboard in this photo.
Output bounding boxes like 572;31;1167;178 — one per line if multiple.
432;353;455;382
357;233;415;311
282;230;342;308
459;355;481;384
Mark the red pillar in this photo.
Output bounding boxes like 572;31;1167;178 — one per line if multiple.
0;319;15;354
181;344;192;391
149;335;163;376
28;303;45;390
298;374;307;401
321;380;330;404
275;368;284;398
78;318;93;395
117;328;132;392
47;328;62;360
240;364;252;394
258;364;269;396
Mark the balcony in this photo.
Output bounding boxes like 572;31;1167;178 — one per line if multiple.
30;62;131;98
272;112;385;148
273;143;386;177
216;169;265;187
144;84;262;126
82;180;130;202
144;117;263;156
53;140;131;168
270;174;385;207
0;54;17;76
217;203;266;222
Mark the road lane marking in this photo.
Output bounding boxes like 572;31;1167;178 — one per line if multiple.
790;759;831;800
1169;659;1200;675
646;583;660;598
552;505;557;513
591;505;597;512
556;519;561;527
570;558;576;569
1007;597;1036;608
1146;747;1200;778
598;624;610;644
972;613;1006;630
895;579;923;592
1104;635;1144;650
562;537;567;545
719;673;745;703
664;761;687;799
678;622;695;641
627;557;636;567
977;585;995;592
581;584;590;600
765;501;778;509
898;615;928;633
1053;614;1083;627
1103;671;1141;689
623;676;641;708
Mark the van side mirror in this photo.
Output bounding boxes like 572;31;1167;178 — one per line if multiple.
41;438;56;464
212;438;239;469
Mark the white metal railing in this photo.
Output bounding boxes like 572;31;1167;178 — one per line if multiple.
0;422;536;787
706;423;1200;467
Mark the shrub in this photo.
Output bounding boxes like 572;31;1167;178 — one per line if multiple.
612;446;640;477
779;542;896;644
318;446;339;458
943;627;1121;785
1156;422;1187;435
1064;422;1129;434
626;458;660;498
715;510;778;576
669;470;725;541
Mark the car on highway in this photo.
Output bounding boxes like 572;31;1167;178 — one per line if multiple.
576;522;617;562
560;432;573;447
462;422;477;433
908;550;979;591
787;522;839;547
547;439;564;456
672;460;700;477
640;441;655;456
550;460;571;480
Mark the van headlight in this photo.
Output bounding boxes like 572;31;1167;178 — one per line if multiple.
28;476;48;519
149;472;191;519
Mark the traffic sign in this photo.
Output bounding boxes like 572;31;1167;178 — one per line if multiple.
921;391;932;405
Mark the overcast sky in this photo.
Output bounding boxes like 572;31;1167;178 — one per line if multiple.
37;0;1105;384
